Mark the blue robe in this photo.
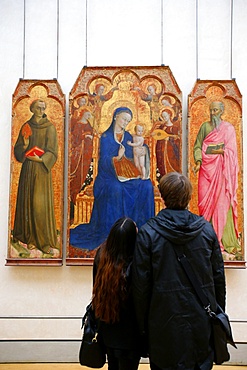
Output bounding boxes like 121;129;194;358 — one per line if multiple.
70;122;155;250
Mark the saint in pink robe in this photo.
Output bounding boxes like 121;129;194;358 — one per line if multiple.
198;121;239;250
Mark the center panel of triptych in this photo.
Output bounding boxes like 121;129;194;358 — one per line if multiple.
66;66;182;265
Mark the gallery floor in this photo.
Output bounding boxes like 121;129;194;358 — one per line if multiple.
0;365;247;370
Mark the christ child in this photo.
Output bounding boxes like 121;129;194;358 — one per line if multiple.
127;124;147;179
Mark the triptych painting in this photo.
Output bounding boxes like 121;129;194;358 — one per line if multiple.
6;68;245;267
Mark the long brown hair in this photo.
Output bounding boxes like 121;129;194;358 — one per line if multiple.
92;217;137;324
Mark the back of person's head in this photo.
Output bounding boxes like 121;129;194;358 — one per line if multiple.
159;172;192;209
106;216;137;263
93;217;137;323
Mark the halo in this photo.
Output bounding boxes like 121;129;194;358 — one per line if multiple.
160;107;175;121
140;77;163;95
100;101;136;135
160;94;176;106
73;94;88;108
88;77;112;95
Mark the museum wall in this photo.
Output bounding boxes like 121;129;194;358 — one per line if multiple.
0;0;246;364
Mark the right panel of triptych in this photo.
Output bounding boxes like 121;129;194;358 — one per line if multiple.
188;80;245;267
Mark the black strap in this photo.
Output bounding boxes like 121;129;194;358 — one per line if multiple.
174;247;213;315
81;302;92;328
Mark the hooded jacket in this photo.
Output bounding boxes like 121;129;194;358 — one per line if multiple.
132;208;226;370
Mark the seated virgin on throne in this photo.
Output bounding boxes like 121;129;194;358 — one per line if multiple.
70;106;155;251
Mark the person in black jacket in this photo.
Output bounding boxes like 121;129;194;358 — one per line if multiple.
132;172;226;370
93;217;141;370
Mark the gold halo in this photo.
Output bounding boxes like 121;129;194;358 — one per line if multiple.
88;77;112;95
160;107;175;121
140;77;163;95
159;94;176;106
73;94;88;108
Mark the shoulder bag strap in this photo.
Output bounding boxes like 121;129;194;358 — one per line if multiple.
174;246;214;316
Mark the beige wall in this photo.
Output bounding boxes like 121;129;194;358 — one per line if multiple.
0;0;246;364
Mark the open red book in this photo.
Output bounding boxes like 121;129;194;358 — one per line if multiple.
112;156;141;181
25;146;45;157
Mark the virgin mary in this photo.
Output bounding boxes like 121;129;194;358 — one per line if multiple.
70;107;155;250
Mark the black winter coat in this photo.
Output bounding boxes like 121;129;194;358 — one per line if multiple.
132;208;226;370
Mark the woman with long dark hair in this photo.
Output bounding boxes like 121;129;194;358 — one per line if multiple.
92;217;141;370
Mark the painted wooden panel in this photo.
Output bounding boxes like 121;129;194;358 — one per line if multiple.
67;66;182;265
188;80;245;267
6;80;65;266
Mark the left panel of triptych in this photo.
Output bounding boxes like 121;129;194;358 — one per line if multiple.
6;80;65;266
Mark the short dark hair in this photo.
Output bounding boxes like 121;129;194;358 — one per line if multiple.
159;172;192;209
